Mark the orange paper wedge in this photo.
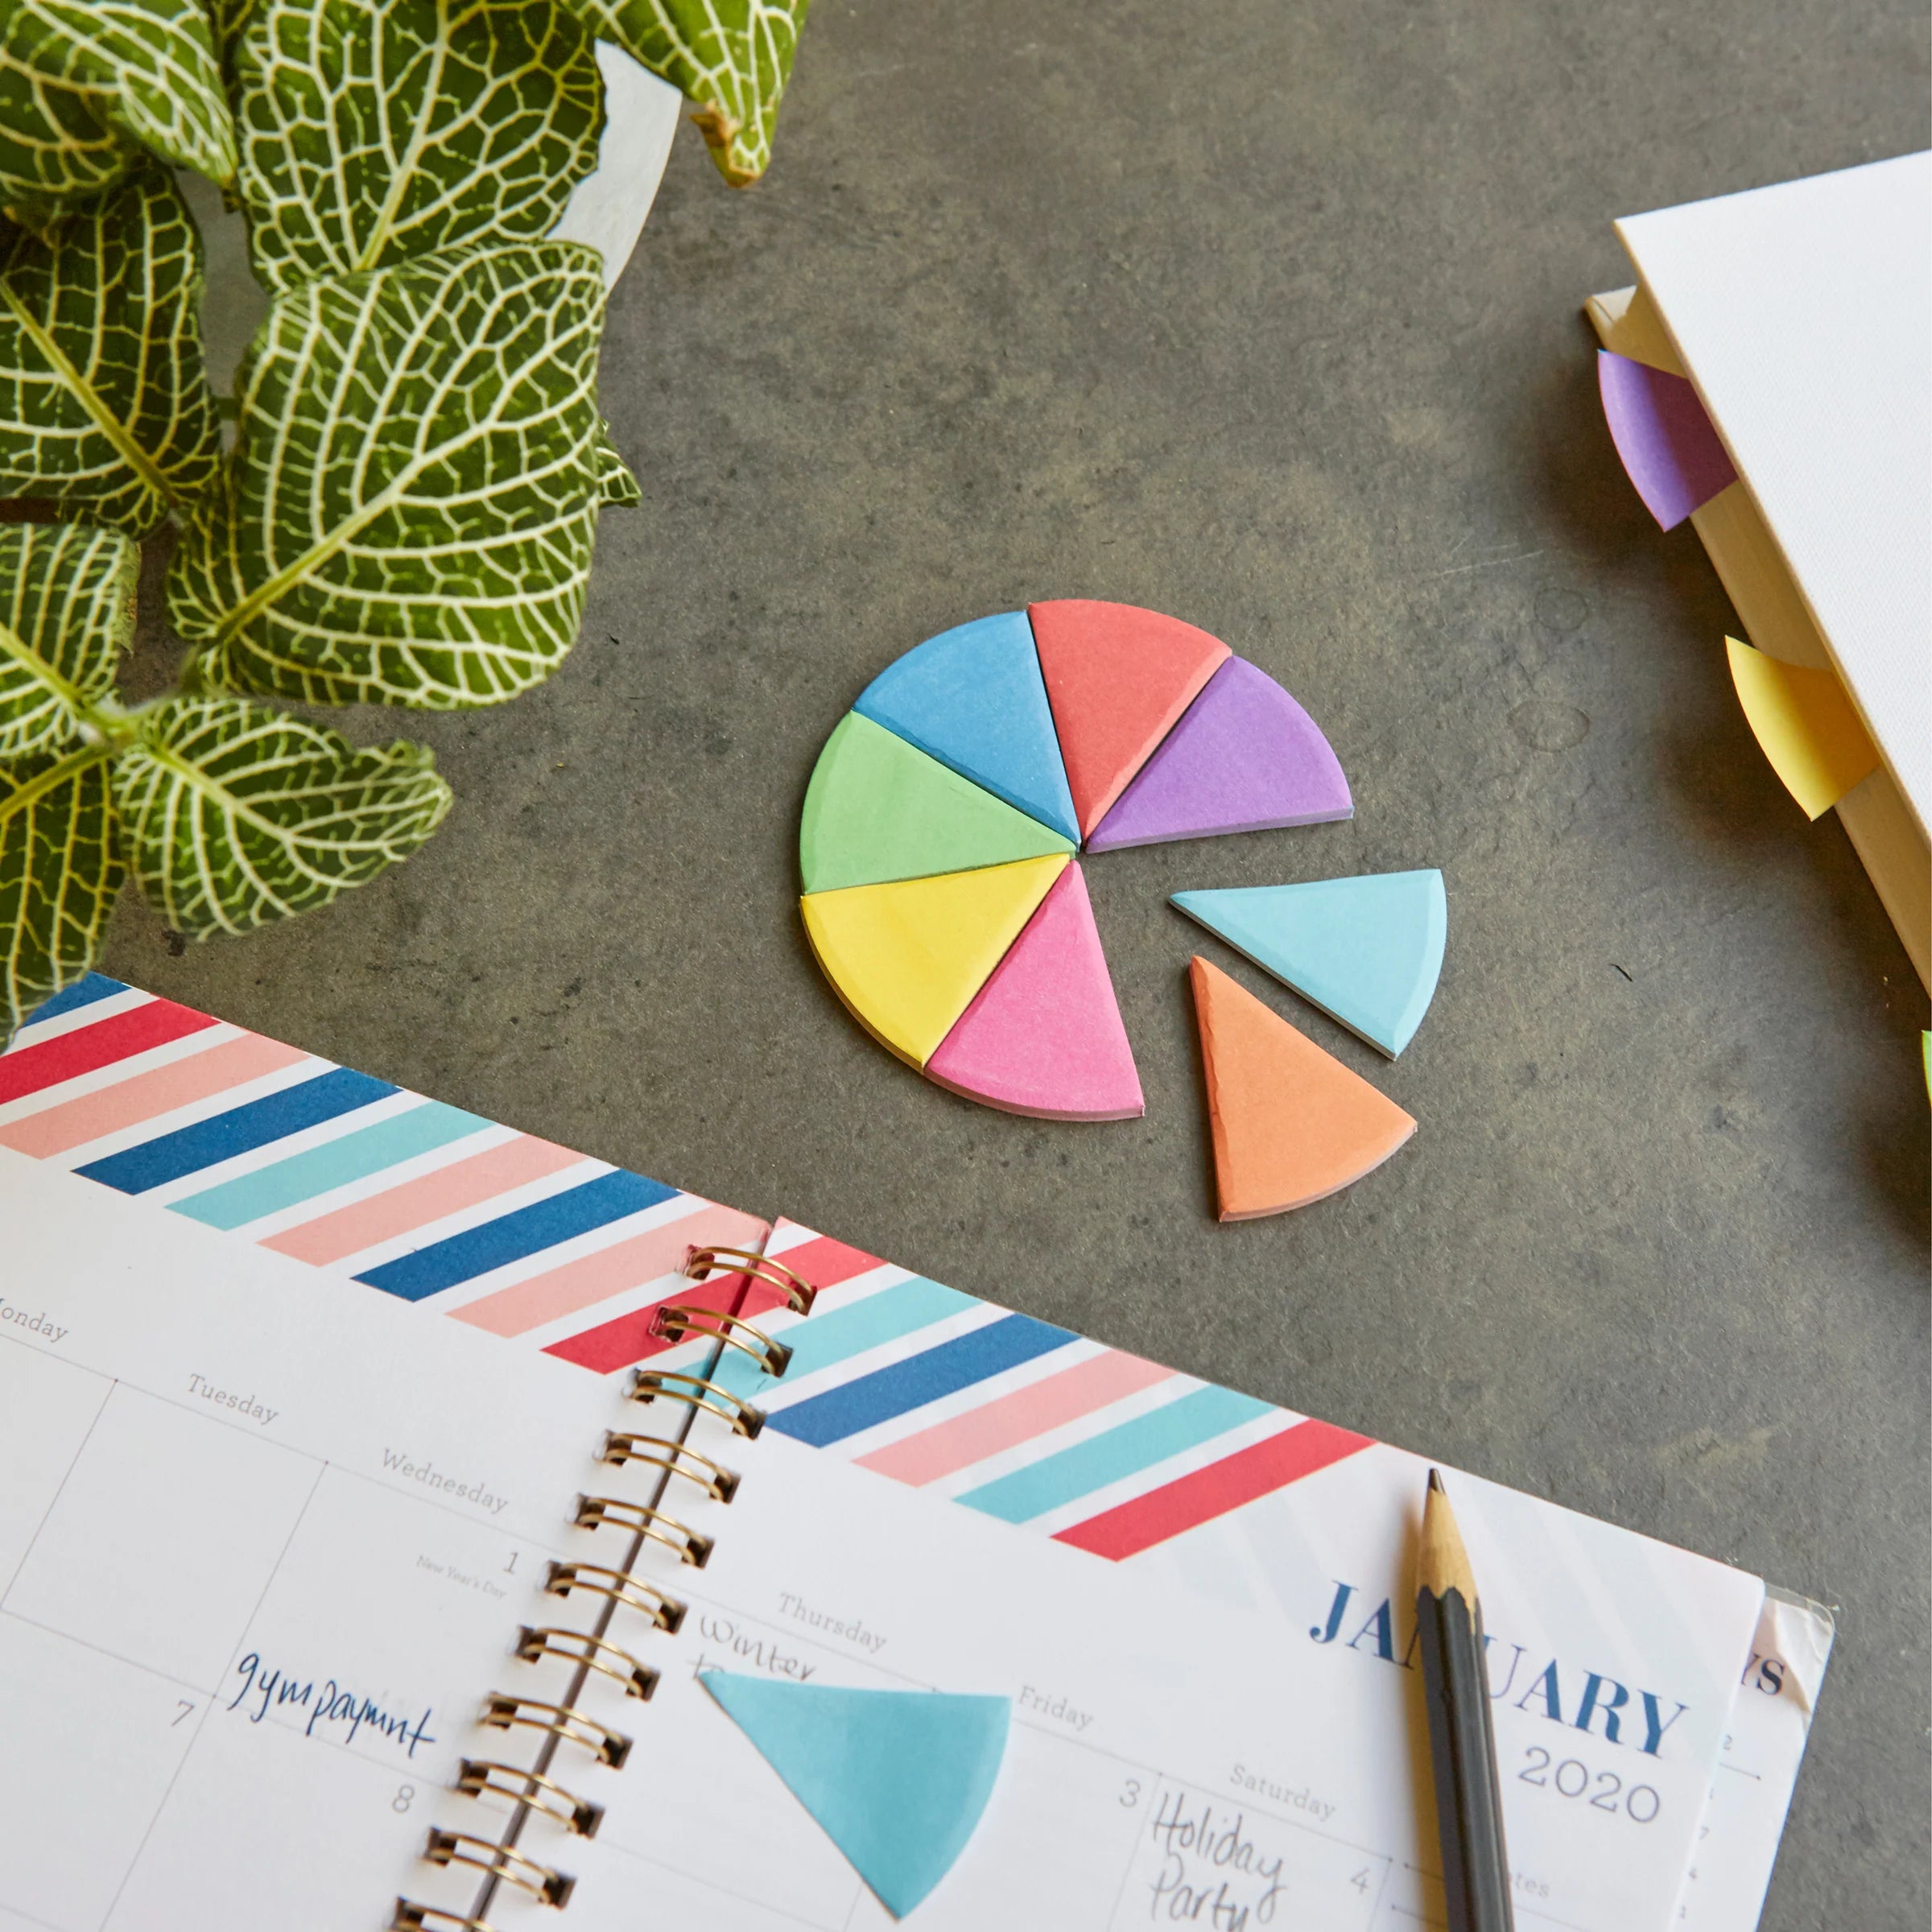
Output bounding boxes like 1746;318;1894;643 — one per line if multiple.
1189;956;1415;1219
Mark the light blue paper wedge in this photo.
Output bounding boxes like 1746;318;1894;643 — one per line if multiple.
1172;869;1447;1058
701;1672;1010;1918
854;612;1081;844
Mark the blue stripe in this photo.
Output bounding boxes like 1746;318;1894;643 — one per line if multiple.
709;1277;978;1398
955;1385;1274;1525
769;1314;1074;1447
76;1067;398;1195
354;1168;677;1302
169;1101;490;1232
23;973;128;1029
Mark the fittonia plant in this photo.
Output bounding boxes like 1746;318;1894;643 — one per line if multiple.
0;0;809;1042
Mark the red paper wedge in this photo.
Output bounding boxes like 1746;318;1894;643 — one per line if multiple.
1028;600;1229;837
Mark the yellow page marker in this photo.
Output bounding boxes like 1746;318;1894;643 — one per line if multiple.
1725;636;1880;819
801;854;1067;1067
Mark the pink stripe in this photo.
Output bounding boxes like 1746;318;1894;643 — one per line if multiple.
540;1234;807;1376
856;1348;1175;1487
0;1032;307;1158
448;1202;770;1338
262;1133;583;1266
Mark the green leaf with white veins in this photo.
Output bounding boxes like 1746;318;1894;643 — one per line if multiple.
167;241;613;708
0;51;128;225
595;428;639;505
234;0;605;294
113;697;452;936
0;167;224;534
0;524;137;758
559;0;807;187
0;0;236;225
207;0;262;66
0;743;121;1045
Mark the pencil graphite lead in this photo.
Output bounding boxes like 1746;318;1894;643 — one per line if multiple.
1418;1468;1480;1604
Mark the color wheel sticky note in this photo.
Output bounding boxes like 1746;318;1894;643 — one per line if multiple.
1724;635;1880;819
1088;657;1352;850
799;712;1073;894
798;601;1372;1124
1172;869;1445;1058
927;863;1144;1120
1189;956;1414;1219
854;612;1081;844
701;1672;1010;1919
801;854;1067;1067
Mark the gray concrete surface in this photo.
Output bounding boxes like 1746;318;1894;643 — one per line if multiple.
110;2;1930;1920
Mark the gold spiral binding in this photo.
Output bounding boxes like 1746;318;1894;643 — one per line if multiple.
516;1624;659;1699
683;1244;817;1315
456;1760;605;1838
423;1829;574;1907
404;1239;817;1922
599;1430;740;1501
574;1492;713;1567
651;1303;793;1377
391;1904;496;1931
479;1693;631;1768
630;1367;766;1438
544;1559;687;1633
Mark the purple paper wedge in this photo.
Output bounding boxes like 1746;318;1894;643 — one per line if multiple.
1597;350;1736;530
1085;658;1351;851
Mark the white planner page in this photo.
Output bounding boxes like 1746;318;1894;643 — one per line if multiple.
491;1429;1764;1932
2;1152;1764;1932
1674;1590;1835;1930
1;1158;626;1932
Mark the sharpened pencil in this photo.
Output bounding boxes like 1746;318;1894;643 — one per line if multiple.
1416;1468;1515;1932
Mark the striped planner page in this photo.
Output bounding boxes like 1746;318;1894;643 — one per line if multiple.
0;974;769;1375
694;1216;1374;1561
1;972;1367;1563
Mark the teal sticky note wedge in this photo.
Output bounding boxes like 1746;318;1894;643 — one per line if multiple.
1172;869;1447;1058
700;1672;1009;1918
854;612;1081;844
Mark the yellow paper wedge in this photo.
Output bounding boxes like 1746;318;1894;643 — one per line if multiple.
1725;637;1880;819
802;854;1068;1067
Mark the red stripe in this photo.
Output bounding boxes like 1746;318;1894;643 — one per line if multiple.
1051;1418;1374;1562
540;1270;798;1377
770;1232;890;1294
0;999;217;1105
540;1234;888;1375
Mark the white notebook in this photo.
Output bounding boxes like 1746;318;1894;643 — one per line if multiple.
1600;152;1932;981
4;1151;1773;1932
1615;151;1931;833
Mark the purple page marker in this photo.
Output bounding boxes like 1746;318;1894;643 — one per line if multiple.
1597;350;1737;530
1086;658;1352;852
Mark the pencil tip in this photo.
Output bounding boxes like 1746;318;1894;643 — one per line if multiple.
1418;1468;1478;1603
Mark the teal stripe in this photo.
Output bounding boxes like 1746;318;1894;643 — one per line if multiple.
170;1101;489;1232
956;1385;1274;1525
714;1277;978;1397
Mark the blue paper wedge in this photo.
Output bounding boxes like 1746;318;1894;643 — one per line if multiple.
854;612;1080;844
701;1671;1010;1918
1172;870;1447;1058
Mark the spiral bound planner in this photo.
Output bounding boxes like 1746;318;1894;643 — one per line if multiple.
0;977;1831;1931
393;1243;819;1930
